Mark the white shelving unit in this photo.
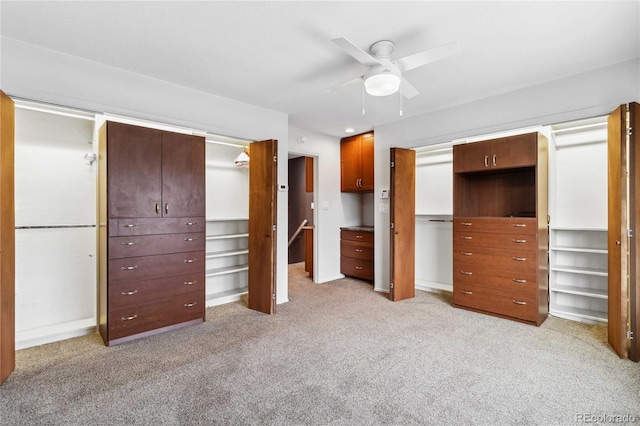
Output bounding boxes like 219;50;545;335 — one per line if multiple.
549;227;608;323
205;219;249;307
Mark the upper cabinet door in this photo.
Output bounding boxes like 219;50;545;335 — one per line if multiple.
340;135;361;192
107;122;162;218
360;133;374;191
490;134;537;170
161;132;205;218
452;141;490;173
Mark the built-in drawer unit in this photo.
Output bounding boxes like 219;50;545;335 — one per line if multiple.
340;228;374;282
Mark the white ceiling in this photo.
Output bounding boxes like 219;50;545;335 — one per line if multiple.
2;1;639;137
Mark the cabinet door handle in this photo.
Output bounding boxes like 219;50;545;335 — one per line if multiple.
460;271;472;275
184;237;197;242
512;223;527;228
460;222;472;226
355;235;363;239
355;248;363;252
121;290;138;296
460;236;472;240
460;252;472;256
121;241;138;246
122;223;137;228
355;266;363;270
184;302;198;307
461;290;473;295
186;222;197;226
120;265;138;270
492;154;496;166
121;314;138;321
184;259;198;263
484;155;488;167
512;278;527;283
512;300;527;305
512;257;527;261
165;203;169;214
184;281;197;286
155;203;160;215
512;239;527;243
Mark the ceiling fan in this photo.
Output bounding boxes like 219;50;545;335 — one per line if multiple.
329;37;460;99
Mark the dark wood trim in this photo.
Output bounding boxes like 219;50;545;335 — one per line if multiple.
630;102;639;362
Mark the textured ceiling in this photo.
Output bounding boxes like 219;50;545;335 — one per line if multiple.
2;1;639;137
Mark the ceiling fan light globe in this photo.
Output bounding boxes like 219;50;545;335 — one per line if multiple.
364;66;401;96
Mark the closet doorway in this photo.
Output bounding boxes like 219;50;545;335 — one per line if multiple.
287;155;315;281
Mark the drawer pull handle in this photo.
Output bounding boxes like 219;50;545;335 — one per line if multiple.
184;237;197;242
355;235;363;239
461;222;472;226
484;155;489;167
355;248;363;252
512;239;527;243
512;278;527;284
165;203;169;214
155;203;160;215
460;271;472;275
121;290;138;296
121;314;138;321
184;281;197;286
121;241;138;246
460;252;472;256
512;300;527;305
186;221;198;226
184;302;198;307
512;223;527;228
460;236;472;240
492;154;497;167
355;266;363;270
461;290;473;295
512;257;527;261
122;223;137;228
184;259;198;263
121;265;138;270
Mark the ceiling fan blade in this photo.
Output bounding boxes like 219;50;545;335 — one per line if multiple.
395;40;461;72
324;75;364;93
332;37;381;67
401;78;419;99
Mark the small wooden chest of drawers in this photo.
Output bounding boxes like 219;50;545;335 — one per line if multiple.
340;228;374;281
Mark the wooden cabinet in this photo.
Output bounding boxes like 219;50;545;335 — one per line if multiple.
452;132;548;326
340;228;374;281
98;121;206;346
341;132;374;192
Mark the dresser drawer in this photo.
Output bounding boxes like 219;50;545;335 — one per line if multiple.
453;231;536;251
453;261;537;296
108;291;204;340
340;229;374;243
109;251;204;283
108;273;204;310
453;247;536;272
453;283;537;322
340;240;373;260
454;217;536;235
109;233;204;259
109;217;205;236
341;256;373;280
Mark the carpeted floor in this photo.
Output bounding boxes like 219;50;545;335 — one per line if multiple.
1;263;638;425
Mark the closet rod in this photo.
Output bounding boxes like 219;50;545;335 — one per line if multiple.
16;225;96;230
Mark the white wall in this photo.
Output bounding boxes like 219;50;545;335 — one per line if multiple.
373;59;640;291
288;126;354;283
2;37;290;305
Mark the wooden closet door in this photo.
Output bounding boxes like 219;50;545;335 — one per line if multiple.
107;123;162;218
608;105;629;359
0;91;15;385
629;102;639;362
161;132;205;218
389;148;416;301
248;139;277;314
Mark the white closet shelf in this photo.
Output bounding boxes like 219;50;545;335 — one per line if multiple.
550;265;608;276
550;246;608;254
206;233;249;240
551;284;608;299
549;227;607;232
206;264;249;277
206;287;248;308
550;306;607;323
206;249;249;258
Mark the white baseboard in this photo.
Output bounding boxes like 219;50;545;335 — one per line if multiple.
16;317;96;350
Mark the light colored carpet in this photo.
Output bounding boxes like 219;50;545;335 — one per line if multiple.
1;263;638;425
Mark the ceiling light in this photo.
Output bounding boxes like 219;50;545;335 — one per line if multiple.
345;128;355;133
234;150;250;168
364;65;401;96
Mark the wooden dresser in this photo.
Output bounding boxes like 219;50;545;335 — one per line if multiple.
98;121;206;345
340;227;374;281
452;132;548;325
